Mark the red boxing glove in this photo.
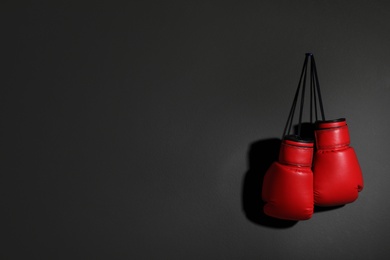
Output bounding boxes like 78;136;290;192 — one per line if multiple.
262;138;314;220
313;119;364;206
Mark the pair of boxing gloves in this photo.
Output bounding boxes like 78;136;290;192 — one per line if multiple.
262;118;364;220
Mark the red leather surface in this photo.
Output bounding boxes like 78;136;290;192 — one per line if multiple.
313;120;364;206
315;125;350;149
279;140;313;167
317;120;346;129
262;140;314;220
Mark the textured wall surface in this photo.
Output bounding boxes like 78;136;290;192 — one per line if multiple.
3;1;390;259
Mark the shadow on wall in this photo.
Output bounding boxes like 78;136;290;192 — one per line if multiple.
241;138;298;228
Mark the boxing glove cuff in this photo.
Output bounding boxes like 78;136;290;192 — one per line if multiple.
316;119;350;149
279;139;314;167
316;118;346;129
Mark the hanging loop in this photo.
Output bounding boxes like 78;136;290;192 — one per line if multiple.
282;53;326;140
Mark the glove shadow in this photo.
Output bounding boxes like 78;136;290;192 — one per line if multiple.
242;138;298;228
314;205;345;213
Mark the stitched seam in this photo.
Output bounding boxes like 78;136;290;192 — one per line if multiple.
282;143;313;150
317;143;349;149
279;159;311;167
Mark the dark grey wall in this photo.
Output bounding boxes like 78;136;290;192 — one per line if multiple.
3;1;390;259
